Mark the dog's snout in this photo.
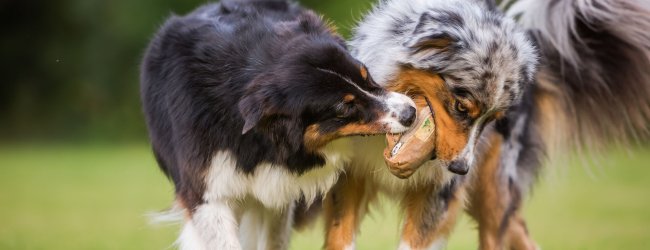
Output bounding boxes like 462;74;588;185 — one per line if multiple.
399;106;416;127
379;92;416;133
448;160;469;175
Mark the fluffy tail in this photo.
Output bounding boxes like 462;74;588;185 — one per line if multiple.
147;201;186;225
507;0;650;155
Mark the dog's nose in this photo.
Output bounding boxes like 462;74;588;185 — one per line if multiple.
448;160;469;175
399;106;416;127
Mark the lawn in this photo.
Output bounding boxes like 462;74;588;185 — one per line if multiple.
0;143;648;249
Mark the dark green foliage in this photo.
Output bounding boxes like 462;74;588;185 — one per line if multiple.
0;0;372;142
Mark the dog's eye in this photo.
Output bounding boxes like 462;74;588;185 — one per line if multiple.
454;100;468;114
335;103;353;118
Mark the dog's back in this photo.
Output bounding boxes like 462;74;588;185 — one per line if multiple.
141;0;307;180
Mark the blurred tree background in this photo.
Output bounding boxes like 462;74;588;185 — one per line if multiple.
0;0;373;142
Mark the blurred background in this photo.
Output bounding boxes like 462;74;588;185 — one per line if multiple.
0;0;373;142
0;0;648;249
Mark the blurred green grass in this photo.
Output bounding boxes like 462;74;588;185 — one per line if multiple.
0;144;649;249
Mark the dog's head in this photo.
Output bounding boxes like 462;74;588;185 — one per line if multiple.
238;36;416;154
351;0;537;175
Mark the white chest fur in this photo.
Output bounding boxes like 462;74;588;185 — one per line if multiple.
202;138;353;209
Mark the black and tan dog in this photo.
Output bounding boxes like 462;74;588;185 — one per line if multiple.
140;1;416;249
321;0;650;249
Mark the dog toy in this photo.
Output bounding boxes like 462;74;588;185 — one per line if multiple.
383;96;436;178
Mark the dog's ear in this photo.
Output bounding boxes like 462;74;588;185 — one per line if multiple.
237;76;305;154
402;20;461;71
237;73;291;134
238;77;288;134
404;30;459;55
238;91;263;134
403;12;461;64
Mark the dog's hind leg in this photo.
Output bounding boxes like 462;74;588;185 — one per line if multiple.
398;177;466;250
179;201;242;250
466;133;538;250
323;174;369;250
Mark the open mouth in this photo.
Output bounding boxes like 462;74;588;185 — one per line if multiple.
382;96;437;179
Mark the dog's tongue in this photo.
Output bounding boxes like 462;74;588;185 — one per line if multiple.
383;98;436;179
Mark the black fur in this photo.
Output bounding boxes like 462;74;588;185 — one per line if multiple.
438;176;464;209
140;1;393;209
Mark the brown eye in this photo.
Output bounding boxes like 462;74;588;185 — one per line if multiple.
454;100;468;113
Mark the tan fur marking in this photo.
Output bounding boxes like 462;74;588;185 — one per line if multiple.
324;175;365;250
466;133;537;250
336;123;383;136
401;186;466;249
494;111;505;120
360;65;368;80
459;98;481;118
304;124;338;151
504;215;537;250
343;94;356;103
401;185;434;248
304;122;383;152
389;68;470;161
467;133;504;250
412;37;454;50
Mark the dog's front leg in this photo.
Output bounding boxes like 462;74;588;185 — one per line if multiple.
465;133;538;250
324;174;368;250
398;177;466;250
179;201;242;250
